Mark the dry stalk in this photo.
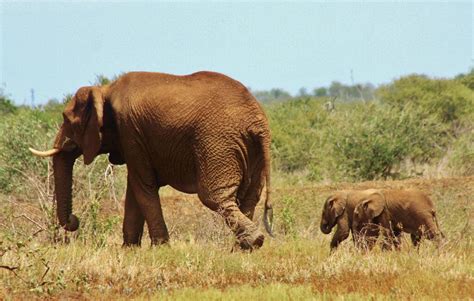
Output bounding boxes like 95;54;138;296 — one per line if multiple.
105;164;122;212
0;265;29;285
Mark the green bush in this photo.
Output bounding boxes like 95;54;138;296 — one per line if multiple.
377;75;474;124
0;109;58;193
0;88;17;115
268;97;333;175
447;130;474;176
330;104;447;180
455;68;474;90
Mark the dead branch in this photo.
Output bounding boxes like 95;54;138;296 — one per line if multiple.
13;214;45;231
0;265;29;285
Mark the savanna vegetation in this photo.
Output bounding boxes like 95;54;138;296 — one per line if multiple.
1;71;473;299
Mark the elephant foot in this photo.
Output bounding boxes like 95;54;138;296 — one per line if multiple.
122;242;141;248
150;236;170;246
233;230;265;252
122;232;143;247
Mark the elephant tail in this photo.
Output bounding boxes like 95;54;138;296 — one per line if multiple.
254;127;274;237
432;210;445;239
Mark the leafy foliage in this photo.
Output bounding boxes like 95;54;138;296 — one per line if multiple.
377;74;474;124
0;88;17;115
331;104;446;180
253;88;292;103
0;109;58;193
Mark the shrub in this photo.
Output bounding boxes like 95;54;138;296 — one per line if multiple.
455;68;474;90
377;75;474;124
268;97;332;175
0;109;58;193
446;130;474;176
330;104;447;180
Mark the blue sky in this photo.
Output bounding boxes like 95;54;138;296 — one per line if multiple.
1;1;472;105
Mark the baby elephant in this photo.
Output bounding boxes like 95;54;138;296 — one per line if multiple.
352;189;444;250
320;189;380;250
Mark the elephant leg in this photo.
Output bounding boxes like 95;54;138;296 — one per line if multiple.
238;166;265;220
366;229;380;251
411;232;421;247
199;184;264;251
122;178;145;246
381;227;395;251
392;229;402;250
196;142;265;251
330;218;350;250
222;198;265;251
423;220;443;245
127;168;169;246
356;224;379;251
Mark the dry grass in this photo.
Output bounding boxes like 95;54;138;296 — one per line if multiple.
1;176;473;299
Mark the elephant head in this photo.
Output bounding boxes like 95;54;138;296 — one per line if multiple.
320;193;346;234
29;86;113;232
352;192;386;233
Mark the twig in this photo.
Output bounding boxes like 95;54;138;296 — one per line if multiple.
0;265;29;285
40;262;50;282
105;164;122;211
13;214;45;231
0;265;18;271
32;228;45;237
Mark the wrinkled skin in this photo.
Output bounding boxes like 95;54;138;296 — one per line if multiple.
320;189;380;250
352;189;443;250
32;71;273;250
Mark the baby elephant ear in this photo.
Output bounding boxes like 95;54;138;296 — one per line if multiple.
362;198;384;218
330;198;346;218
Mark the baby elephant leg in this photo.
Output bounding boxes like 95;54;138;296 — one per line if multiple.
411;233;421;247
423;219;444;247
355;224;379;251
330;218;350;250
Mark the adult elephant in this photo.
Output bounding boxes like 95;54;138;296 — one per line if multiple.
30;71;273;250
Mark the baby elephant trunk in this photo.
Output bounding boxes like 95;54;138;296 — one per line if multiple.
320;220;332;234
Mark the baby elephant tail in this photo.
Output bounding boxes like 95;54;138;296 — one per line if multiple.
432;210;445;239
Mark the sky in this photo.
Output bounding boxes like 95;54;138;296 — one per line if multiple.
0;1;472;105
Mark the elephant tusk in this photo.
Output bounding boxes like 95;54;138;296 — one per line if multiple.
29;147;61;157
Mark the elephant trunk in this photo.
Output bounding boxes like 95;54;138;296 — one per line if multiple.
53;151;80;231
320;221;332;234
352;220;360;234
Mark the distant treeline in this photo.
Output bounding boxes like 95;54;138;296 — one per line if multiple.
252;81;376;103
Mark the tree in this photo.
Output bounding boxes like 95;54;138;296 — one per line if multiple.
253;88;292;102
298;87;309;97
313;87;328;97
377;74;474;123
455;68;474;90
0;88;16;115
328;81;345;98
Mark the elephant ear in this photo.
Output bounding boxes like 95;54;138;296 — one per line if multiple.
361;198;384;219
329;197;346;218
83;87;104;165
70;86;104;165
